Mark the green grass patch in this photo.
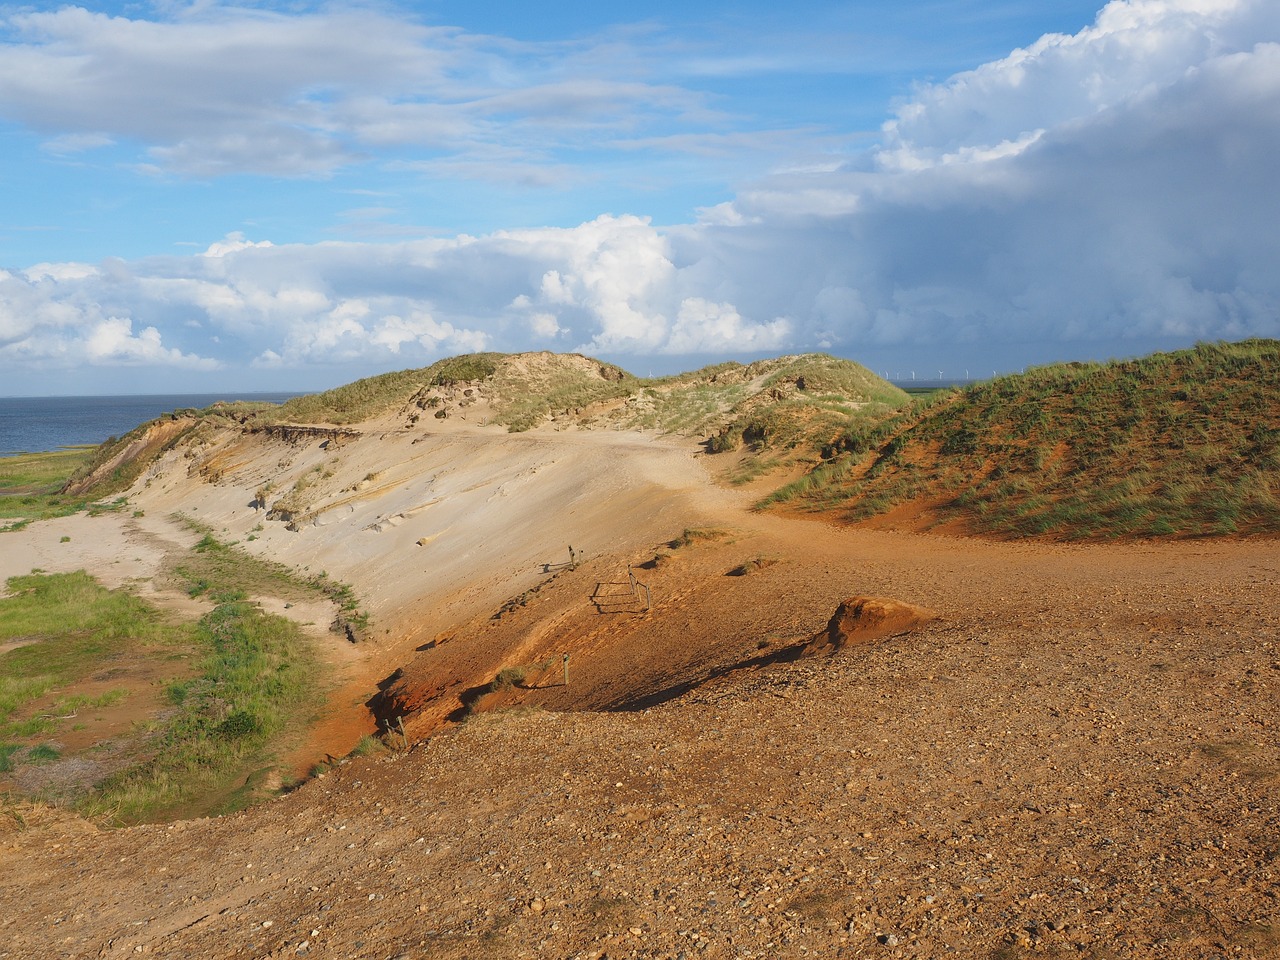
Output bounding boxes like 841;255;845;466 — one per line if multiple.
0;571;192;783
83;595;320;823
0;538;349;822
0;572;174;739
350;734;388;757
26;744;60;764
57;689;130;712
0;447;98;529
0;447;95;494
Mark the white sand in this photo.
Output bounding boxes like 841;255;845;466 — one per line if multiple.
1;413;734;676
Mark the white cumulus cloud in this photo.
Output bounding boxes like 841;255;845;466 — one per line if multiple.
0;0;1277;393
667;299;791;353
84;317;219;368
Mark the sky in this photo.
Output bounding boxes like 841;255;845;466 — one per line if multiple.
1;0;1277;395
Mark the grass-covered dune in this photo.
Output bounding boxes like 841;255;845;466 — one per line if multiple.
765;339;1280;539
60;351;910;499
40;340;1280;541
270;349;908;443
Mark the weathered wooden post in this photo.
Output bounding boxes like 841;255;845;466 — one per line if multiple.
563;652;570;686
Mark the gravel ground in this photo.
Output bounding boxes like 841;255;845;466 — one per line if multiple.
3;527;1277;960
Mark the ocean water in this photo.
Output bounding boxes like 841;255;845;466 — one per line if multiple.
0;394;300;457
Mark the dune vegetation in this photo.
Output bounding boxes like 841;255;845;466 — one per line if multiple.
0;524;363;824
621;354;909;455
35;340;1280;542
763;339;1280;539
56;351;913;500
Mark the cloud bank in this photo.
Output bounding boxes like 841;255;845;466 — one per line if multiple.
1;0;1277;391
0;4;716;181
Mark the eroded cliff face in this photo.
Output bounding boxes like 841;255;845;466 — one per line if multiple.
130;410;717;632
247;424;362;446
77;399;949;756
62;415;197;496
97;407;736;752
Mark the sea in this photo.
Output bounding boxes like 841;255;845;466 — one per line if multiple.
0;394;301;457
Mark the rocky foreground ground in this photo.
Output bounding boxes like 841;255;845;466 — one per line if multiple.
3;525;1278;959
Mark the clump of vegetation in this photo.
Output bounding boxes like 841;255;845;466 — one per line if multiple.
26;744;61;764
175;521;369;640
428;353;504;386
266;466;322;520
308;730;399;778
491;666;528;691
668;528;730;549
639;551;672;570
766;339;1280;540
727;557;780;576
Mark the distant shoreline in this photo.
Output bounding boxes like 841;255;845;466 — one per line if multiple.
0;443;98;460
0;393;302;457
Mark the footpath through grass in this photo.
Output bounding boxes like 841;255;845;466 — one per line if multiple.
177;523;369;640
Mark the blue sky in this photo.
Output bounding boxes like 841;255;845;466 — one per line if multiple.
1;0;1277;394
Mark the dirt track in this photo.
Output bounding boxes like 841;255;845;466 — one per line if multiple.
2;419;1279;958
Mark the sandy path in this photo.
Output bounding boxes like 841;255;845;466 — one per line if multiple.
0;513;167;594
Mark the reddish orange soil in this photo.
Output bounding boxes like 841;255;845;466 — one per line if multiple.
4;501;1279;959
